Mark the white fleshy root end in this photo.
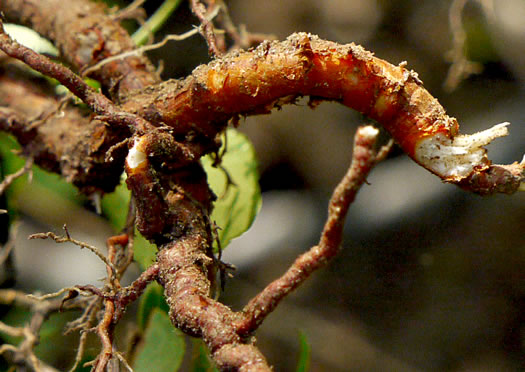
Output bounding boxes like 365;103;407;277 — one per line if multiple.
359;126;380;138
414;122;510;179
126;137;147;169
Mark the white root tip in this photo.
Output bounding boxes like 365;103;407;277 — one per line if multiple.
415;122;510;179
126;138;147;169
359;126;379;138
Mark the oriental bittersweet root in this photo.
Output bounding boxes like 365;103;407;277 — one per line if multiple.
121;32;524;195
0;0;524;371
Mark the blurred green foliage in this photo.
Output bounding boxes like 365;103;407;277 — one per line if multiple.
133;308;185;372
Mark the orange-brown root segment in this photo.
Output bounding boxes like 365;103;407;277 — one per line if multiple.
124;33;523;194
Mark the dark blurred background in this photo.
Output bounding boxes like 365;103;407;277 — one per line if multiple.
7;0;525;371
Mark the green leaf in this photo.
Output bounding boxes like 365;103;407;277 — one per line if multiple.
190;339;219;372
133;308;185;372
137;282;169;331
201;129;261;251
296;331;311;372
0;134;84;219
100;173;130;230
133;231;158;269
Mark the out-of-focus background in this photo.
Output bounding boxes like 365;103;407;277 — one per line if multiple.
4;0;525;371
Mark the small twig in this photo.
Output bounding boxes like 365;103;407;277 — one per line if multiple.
65;297;101;334
113;263;159;320
0;20;154;133
24;224;154;372
444;0;484;92
106;234;128;286
0;157;33;196
105;138;130;163
83;28;200;77
28;226;118;279
236;126;390;334
0;344;18;358
0;290;73;372
68;329;90;372
0;21;109;115
191;0;223;56
211;0;240;49
27;287;91;301
70;232;156;370
0;321;25;338
74;263;158;370
2;287;95;371
65;296;101;371
83;5;221;77
111;0;146;22
113;198;137;278
116;0;146;14
93;300;116;372
0;289;38;307
115;351;134;372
